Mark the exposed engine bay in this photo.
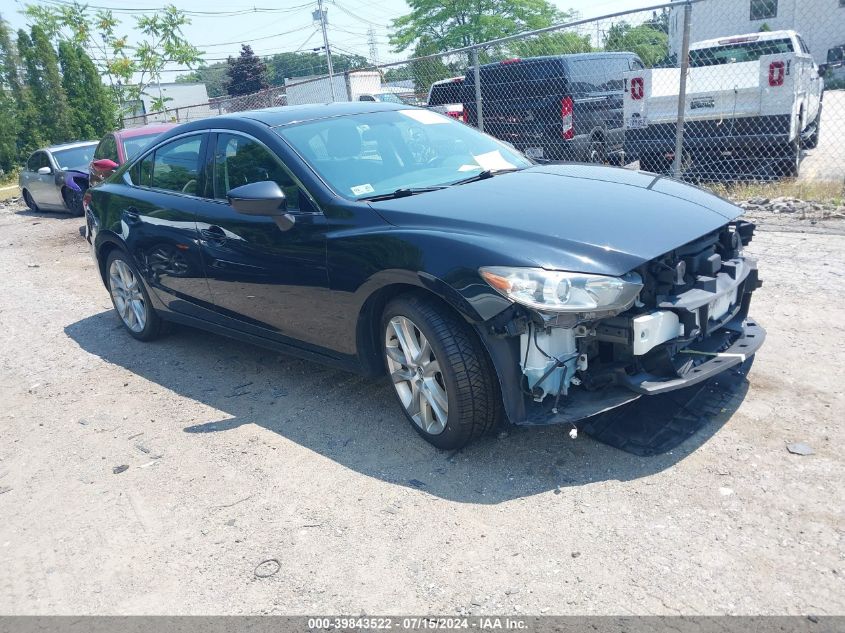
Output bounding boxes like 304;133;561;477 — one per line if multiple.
483;220;765;425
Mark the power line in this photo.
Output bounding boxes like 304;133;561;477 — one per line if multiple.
39;0;314;17
197;23;313;48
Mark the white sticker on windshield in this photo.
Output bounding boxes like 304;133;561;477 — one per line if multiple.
351;183;375;195
473;150;518;172
398;109;450;125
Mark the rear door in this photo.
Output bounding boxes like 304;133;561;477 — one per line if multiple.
193;131;330;348
120;132;214;314
472;58;568;149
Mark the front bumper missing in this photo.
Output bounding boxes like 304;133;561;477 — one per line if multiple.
618;316;765;395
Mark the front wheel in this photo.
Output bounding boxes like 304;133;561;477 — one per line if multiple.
62;187;85;217
105;250;164;341
382;294;500;449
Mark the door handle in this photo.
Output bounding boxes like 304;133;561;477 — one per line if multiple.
200;225;227;244
123;206;141;223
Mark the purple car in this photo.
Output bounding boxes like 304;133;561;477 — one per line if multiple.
19;141;98;216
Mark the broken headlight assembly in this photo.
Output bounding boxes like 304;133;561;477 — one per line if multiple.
479;266;643;313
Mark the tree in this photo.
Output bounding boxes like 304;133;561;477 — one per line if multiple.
510;31;592;58
390;0;567;54
176;62;228;98
19;26;73;144
23;3;203;116
226;45;269;96
604;22;669;68
0;17;19;173
58;41;116;138
265;51;368;85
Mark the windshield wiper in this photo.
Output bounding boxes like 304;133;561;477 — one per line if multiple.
449;168;519;186
359;186;446;202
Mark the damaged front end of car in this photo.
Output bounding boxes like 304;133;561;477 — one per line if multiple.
476;220;765;427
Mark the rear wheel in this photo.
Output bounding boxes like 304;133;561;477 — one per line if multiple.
587;139;606;164
803;108;821;150
105;250;163;342
776;136;801;179
382;294;500;449
22;189;38;212
638;153;668;174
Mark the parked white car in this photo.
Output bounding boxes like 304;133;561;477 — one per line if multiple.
624;30;824;177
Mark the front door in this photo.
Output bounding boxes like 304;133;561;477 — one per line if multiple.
27;152;61;208
194;131;330;348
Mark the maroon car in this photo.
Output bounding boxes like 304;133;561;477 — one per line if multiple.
89;124;176;186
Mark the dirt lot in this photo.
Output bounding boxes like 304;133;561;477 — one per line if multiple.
0;198;843;616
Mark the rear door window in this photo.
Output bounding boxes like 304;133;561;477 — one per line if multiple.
26;153;42;172
428;81;463;106
150;136;204;195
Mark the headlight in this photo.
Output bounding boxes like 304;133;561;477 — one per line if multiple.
479;266;643;313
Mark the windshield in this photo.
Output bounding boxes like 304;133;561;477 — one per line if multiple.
123;134;163;160
276;109;531;200
690;38;794;67
53;145;96;170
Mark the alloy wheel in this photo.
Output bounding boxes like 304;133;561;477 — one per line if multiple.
385;315;449;435
109;259;146;333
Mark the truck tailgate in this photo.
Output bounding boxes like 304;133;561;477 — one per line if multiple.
625;62;764;127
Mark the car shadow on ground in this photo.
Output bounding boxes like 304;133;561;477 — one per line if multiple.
65;311;750;504
15;208;79;221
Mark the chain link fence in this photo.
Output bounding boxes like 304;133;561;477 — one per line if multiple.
122;0;845;187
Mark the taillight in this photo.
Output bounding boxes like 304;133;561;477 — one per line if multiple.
561;97;574;140
461;110;468;124
82;191;92;213
630;77;644;100
769;61;785;86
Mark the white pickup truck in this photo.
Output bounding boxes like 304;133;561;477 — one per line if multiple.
623;30;824;178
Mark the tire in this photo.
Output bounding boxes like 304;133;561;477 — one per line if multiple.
62;187;84;217
105;249;164;342
587;139;606;164
22;189;39;212
803;108;821;150
776;136;801;179
382;293;500;449
638;153;666;174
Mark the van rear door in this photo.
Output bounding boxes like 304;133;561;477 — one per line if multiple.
466;58;568;150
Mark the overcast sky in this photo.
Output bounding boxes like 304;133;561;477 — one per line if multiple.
1;0;660;76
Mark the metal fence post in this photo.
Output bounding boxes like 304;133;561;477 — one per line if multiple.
672;0;692;179
472;47;484;133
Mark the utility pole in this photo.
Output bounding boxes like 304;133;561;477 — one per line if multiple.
367;26;379;66
314;0;336;101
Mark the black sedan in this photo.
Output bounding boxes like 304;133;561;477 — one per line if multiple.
85;101;765;449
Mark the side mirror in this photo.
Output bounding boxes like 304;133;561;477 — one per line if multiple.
93;158;119;172
37;166;52;175
227;181;296;230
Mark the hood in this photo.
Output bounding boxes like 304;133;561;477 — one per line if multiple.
369;164;743;276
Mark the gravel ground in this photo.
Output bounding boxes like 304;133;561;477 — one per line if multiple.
0;198;843;616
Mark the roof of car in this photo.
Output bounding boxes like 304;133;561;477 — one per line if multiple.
43;140;98;152
116;123;177;139
476;52;639;70
215;100;408;127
